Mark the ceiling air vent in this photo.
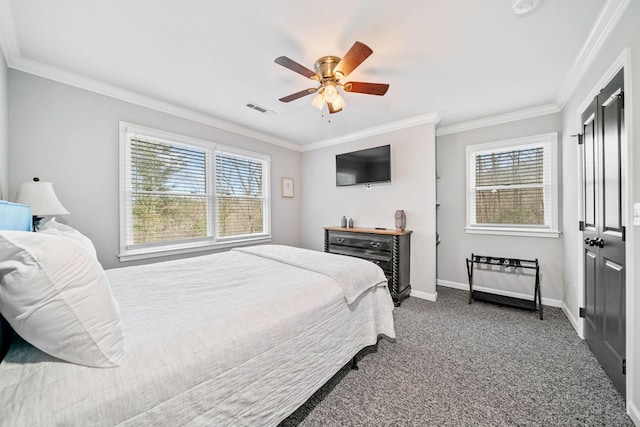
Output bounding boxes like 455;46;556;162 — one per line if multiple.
246;102;275;115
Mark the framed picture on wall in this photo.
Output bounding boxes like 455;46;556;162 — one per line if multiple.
281;177;294;198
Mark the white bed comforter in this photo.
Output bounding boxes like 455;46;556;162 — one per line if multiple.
234;245;388;304
0;245;395;426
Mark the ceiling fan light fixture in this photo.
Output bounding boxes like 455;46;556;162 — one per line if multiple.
312;92;324;110
332;93;346;110
323;84;338;103
275;41;388;116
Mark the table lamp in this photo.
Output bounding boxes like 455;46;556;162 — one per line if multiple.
15;177;70;231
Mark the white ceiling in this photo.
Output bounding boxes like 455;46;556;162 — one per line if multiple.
0;0;617;148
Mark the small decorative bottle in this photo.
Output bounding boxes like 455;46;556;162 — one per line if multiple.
341;216;347;227
348;218;354;228
395;210;406;231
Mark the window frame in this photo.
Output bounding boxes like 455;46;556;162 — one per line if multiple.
465;132;560;238
119;122;271;262
214;149;271;243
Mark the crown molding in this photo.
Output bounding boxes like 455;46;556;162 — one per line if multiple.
1;0;300;152
437;0;631;137
0;0;20;65
300;112;440;152
7;56;302;152
555;0;631;108
2;0;628;151
435;103;560;137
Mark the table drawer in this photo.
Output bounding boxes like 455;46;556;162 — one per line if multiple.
328;245;393;272
366;257;393;273
328;232;392;252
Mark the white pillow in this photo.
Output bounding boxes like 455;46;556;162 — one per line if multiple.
0;231;124;368
38;217;97;259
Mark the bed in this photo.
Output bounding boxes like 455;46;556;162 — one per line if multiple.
0;201;396;426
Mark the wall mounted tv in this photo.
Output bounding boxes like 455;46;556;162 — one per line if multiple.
336;144;391;187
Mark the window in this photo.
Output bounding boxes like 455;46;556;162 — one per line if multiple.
465;133;559;237
119;123;270;261
215;151;267;239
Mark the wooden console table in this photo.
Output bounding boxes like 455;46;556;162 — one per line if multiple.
324;226;412;306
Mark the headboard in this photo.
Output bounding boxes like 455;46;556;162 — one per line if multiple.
0;201;32;362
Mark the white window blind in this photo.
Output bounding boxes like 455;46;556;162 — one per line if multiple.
120;123;271;260
126;137;210;246
215;151;269;239
466;133;558;237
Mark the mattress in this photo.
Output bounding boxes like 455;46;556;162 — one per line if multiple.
0;246;395;426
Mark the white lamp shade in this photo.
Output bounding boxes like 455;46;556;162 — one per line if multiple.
15;180;70;216
332;93;346;110
323;84;338;103
311;92;324;110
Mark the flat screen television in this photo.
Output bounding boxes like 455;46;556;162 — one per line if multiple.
336;144;391;187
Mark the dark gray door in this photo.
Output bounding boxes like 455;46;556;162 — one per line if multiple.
581;68;626;397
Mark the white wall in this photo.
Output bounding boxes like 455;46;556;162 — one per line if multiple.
559;1;639;421
8;70;302;269
0;54;7;199
435;113;565;303
300;122;438;299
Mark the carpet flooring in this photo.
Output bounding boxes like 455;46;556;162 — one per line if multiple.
280;286;633;426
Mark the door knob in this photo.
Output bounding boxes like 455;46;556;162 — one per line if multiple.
584;237;591;245
588;238;595;246
594;237;605;248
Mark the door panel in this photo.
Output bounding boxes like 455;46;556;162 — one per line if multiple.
602;259;624;352
581;68;625;397
583;115;596;228
602;95;623;232
584;250;597;333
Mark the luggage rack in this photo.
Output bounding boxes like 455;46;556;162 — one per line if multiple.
466;254;543;320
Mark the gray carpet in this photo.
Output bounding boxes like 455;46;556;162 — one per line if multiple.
280;286;633;426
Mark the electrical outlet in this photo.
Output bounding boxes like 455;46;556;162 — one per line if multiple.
634;202;640;226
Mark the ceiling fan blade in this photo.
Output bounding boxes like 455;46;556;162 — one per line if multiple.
278;87;318;103
327;102;343;114
334;41;373;79
343;82;389;96
274;56;319;80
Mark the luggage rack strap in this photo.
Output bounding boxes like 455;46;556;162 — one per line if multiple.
469;254;538;270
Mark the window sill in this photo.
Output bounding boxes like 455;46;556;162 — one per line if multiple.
118;236;273;262
464;227;561;238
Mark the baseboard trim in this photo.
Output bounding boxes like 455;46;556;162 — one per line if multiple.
628;401;640;426
437;279;468;291
436;279;563;308
562;301;583;338
410;289;438;302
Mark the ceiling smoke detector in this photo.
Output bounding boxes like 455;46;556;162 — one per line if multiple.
511;0;543;16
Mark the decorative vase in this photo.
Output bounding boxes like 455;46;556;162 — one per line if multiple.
348;218;354;228
394;210;406;231
341;216;347;227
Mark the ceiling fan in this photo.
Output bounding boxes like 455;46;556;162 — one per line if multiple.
275;41;389;114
